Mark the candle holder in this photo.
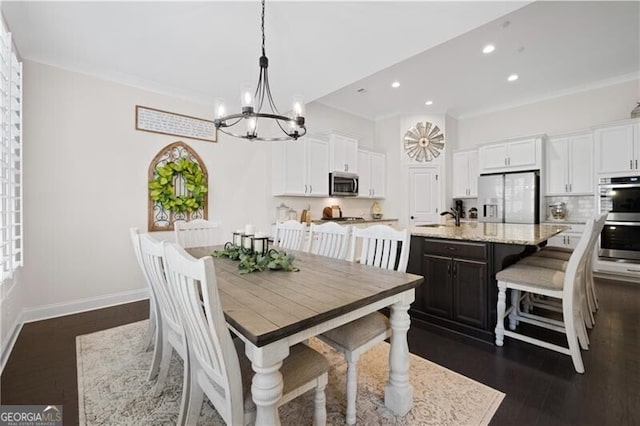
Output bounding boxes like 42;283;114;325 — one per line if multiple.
241;233;254;250
232;231;244;247
251;235;270;256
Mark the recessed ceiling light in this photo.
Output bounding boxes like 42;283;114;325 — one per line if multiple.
507;74;519;82
482;44;495;54
425;100;433;106
391;81;400;88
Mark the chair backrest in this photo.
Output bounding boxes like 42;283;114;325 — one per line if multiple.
306;222;352;260
348;224;410;272
586;213;608;271
162;242;243;424
174;219;221;248
130;228;160;318
138;232;183;335
563;217;597;304
274;220;306;251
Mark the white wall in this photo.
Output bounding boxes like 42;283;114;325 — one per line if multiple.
457;79;640;148
22;61;276;316
305;102;375;148
375;114;450;227
271;101;383;222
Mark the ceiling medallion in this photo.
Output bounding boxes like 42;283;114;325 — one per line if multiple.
403;122;445;162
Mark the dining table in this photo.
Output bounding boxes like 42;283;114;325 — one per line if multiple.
186;246;424;425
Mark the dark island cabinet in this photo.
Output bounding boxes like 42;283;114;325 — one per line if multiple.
408;237;493;341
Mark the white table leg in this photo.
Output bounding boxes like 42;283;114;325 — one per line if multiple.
245;342;289;426
384;290;414;416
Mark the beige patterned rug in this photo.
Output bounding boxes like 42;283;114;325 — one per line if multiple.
77;320;504;425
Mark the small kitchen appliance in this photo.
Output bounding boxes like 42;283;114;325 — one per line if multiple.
548;202;567;220
329;172;359;196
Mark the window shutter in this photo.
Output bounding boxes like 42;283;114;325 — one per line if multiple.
0;28;23;282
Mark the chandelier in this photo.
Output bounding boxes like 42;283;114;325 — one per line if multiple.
213;0;307;141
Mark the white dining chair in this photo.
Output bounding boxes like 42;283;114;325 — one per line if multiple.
174;219;221;248
273;220;306;251
306;221;352;259
162;242;329;426
319;224;410;425
129;228;160;356
137;232;190;425
521;214;607;328
495;216;603;373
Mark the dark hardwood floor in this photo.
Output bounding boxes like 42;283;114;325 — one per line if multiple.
1;278;638;425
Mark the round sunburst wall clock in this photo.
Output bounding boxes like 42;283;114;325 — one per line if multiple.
403;122;445;162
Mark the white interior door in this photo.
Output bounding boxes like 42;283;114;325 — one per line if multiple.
409;166;440;225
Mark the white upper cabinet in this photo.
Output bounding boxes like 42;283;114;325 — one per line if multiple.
546;132;593;195
272;137;329;197
358;149;386;198
594;120;640;175
479;137;543;174
329;134;358;173
452;150;479;198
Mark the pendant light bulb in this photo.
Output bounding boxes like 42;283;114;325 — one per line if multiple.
215;98;226;119
241;83;254;111
247;117;257;135
292;95;305;118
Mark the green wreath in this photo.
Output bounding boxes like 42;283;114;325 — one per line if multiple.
149;158;208;214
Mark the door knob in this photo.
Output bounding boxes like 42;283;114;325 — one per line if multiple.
410;216;415;220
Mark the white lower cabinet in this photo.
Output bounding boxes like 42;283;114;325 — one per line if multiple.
357;149;386;199
545;223;585;249
272;137;329;197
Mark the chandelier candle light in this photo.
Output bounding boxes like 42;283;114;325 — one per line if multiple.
214;0;307;141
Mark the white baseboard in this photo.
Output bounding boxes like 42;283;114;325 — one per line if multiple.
21;288;149;324
1;316;24;373
1;288;149;374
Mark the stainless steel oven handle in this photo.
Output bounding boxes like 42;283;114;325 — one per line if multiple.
599;183;640;189
605;221;640;226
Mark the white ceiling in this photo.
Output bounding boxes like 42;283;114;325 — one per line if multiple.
318;1;640;120
3;2;637;121
1;1;527;115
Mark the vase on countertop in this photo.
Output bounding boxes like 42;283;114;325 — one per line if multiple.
632;102;640;119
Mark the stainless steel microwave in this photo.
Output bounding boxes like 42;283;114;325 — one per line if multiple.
329;172;359;196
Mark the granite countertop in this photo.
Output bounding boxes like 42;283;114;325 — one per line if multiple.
312;217;399;225
411;222;570;245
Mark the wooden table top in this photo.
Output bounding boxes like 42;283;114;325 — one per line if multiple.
186;246;424;347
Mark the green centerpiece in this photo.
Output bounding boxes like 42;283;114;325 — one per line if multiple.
212;243;299;274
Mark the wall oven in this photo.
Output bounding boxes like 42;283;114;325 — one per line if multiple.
329;172;359;197
599;175;640;261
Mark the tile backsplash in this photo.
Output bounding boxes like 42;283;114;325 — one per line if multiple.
544;195;597;221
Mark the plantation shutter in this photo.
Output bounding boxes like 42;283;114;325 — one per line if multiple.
0;28;23;282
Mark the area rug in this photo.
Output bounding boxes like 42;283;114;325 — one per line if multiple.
77;320;504;425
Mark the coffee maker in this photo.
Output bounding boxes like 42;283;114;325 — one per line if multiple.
454;199;465;219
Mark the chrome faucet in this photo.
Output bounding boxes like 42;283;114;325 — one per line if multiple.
440;208;461;226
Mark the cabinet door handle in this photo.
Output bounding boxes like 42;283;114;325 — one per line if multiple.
636;159;638;170
452;263;457;278
309;185;312;194
565;183;568;192
504;158;507;166
372;189;375;196
304;184;308;194
447;263;451;274
569;183;572;192
631;160;634;170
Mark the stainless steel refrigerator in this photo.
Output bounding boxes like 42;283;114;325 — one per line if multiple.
477;171;540;224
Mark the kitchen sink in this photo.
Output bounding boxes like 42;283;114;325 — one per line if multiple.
416;224;453;228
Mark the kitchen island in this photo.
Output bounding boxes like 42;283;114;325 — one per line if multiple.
407;222;569;342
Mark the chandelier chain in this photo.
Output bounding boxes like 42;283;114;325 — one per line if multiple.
261;0;266;57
